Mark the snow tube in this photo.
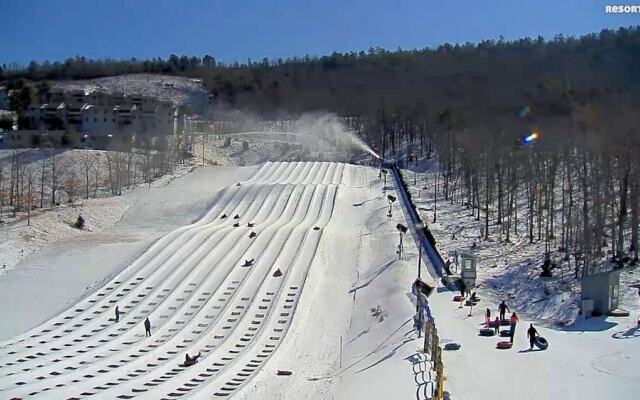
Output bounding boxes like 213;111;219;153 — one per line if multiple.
499;329;511;337
453;295;465;302
534;337;549;350
444;343;461;350
496;341;513;349
182;359;198;367
500;319;511;326
479;328;495;337
465;300;478;306
277;370;292;376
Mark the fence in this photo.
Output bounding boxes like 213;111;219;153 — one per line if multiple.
384;161;445;277
424;319;445;400
384;161;447;399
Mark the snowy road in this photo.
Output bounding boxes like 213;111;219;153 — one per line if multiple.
0;161;367;399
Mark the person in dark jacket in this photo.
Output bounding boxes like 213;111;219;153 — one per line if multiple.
184;351;201;366
485;308;491;327
499;301;510;321
115;306;120;323
144;317;152;337
527;324;538;350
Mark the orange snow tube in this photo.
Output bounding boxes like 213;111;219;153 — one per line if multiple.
496;341;513;349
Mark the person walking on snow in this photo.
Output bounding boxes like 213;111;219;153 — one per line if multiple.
144;317;152;337
499;301;510;321
509;312;519;343
485;308;491;327
458;281;466;308
527;324;538;350
115;306;120;323
493;317;500;335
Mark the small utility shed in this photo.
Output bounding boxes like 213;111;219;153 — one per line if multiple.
581;269;626;316
459;251;478;290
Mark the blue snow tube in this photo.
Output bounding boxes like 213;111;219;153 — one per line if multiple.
534;336;549;350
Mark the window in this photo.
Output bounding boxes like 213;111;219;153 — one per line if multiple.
104;118;107;122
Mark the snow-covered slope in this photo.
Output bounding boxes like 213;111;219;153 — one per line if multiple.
0;161;401;399
2;159;637;400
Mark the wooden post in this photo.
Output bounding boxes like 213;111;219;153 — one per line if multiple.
432;330;439;357
423;322;431;353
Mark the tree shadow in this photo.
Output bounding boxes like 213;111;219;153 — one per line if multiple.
612;326;640;339
354;337;414;373
349;259;399;294
353;196;381;207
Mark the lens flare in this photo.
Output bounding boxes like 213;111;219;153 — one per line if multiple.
521;131;539;144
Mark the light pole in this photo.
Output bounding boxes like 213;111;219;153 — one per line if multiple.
417;221;424;279
387;194;396;217
397;223;407;259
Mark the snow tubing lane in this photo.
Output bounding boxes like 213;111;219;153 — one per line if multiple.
0;180;302;394
80;183;333;398
0;162;343;399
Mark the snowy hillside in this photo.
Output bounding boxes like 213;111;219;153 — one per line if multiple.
400;162;640;325
53;74;210;111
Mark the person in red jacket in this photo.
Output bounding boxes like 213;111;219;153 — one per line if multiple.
509;312;519;343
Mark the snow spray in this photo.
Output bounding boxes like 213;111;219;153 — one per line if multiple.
342;129;381;159
295;112;380;159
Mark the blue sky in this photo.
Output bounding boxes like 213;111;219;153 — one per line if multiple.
0;0;638;66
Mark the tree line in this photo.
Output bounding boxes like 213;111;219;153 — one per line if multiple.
2;26;640;274
0;135;183;224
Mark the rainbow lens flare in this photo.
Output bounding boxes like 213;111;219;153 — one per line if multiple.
521;131;539;144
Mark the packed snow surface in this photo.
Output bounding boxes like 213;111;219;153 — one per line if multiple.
1;160;638;400
0;161;434;400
